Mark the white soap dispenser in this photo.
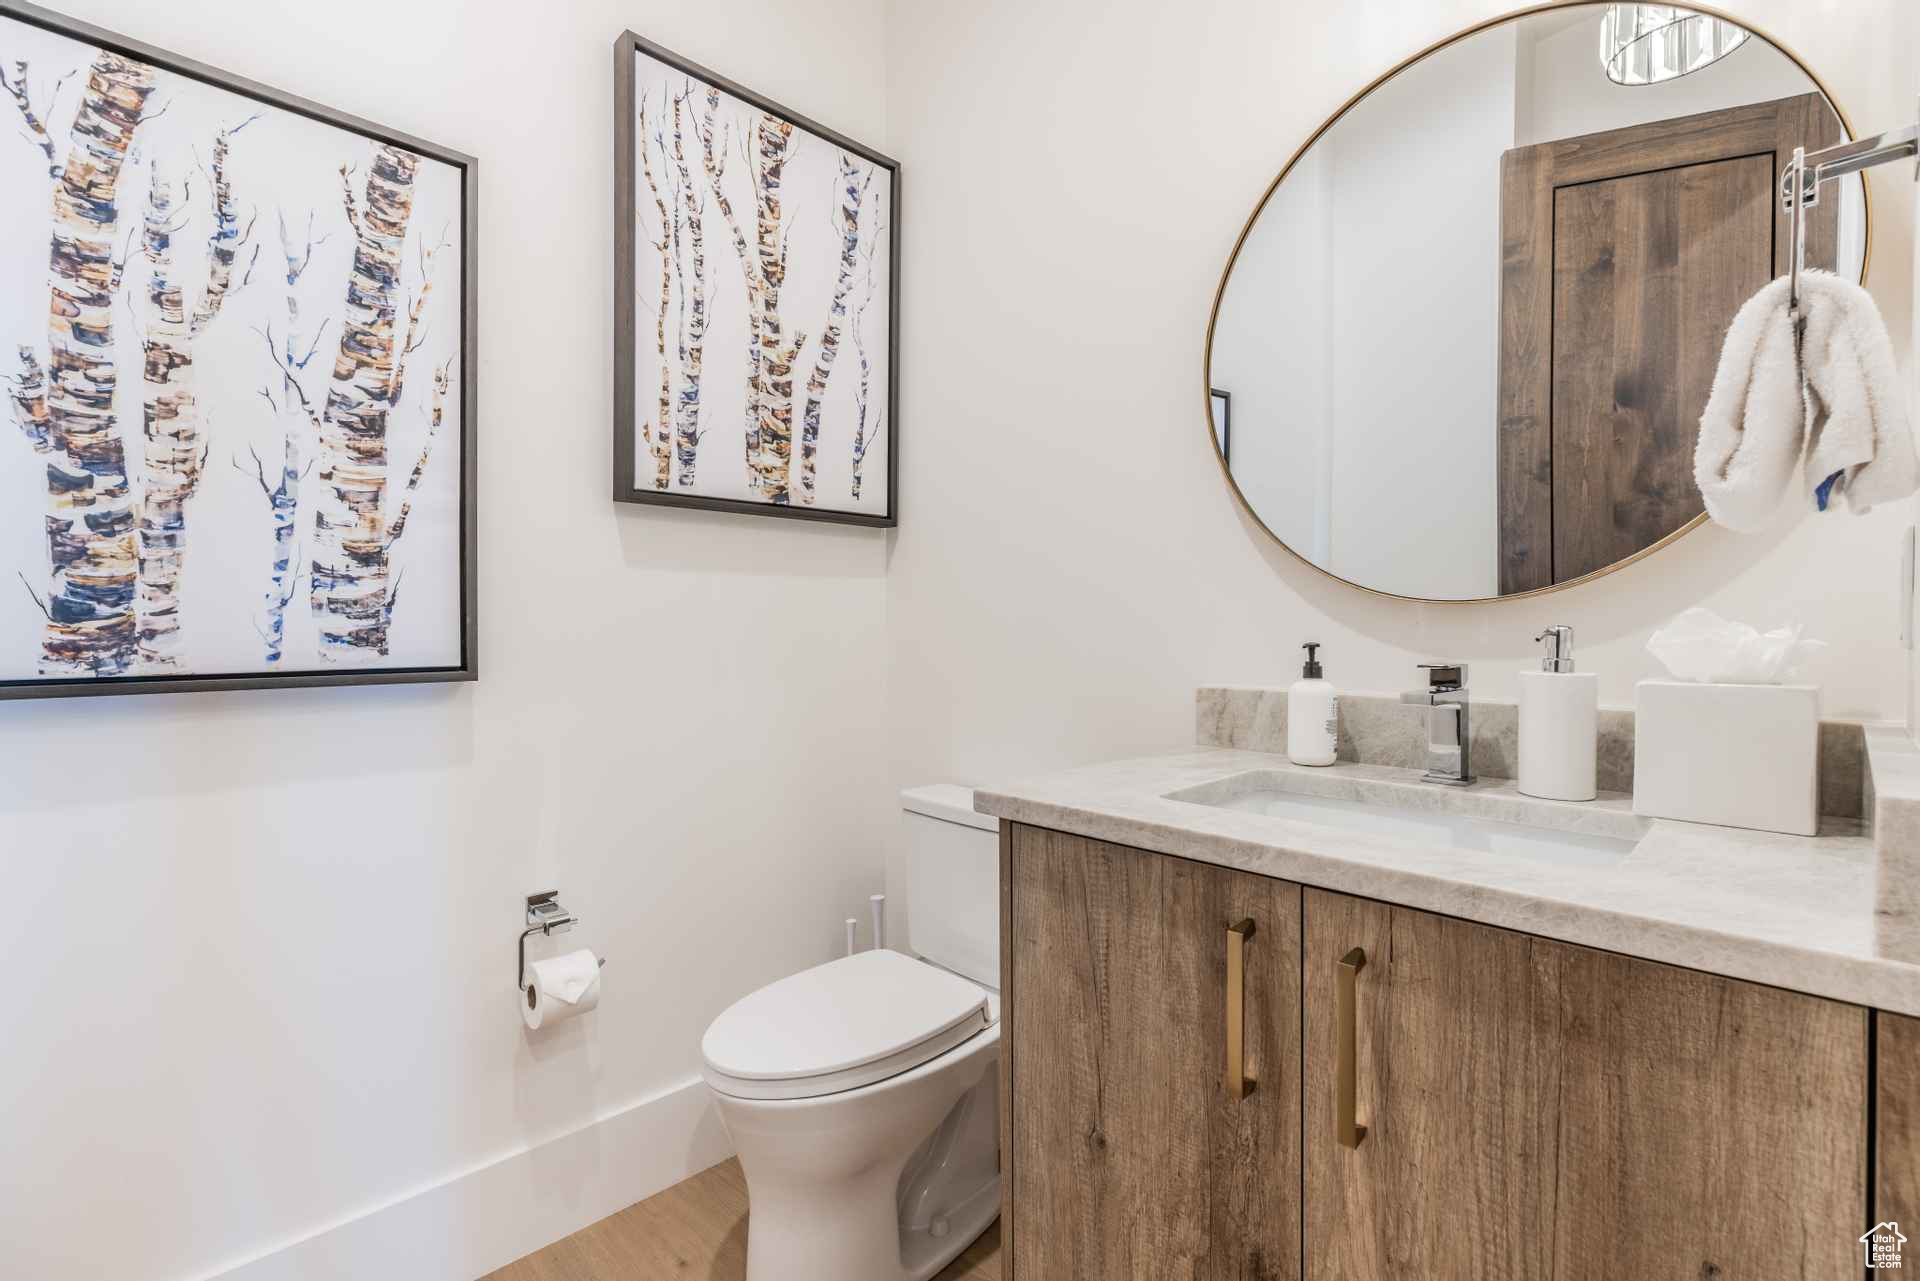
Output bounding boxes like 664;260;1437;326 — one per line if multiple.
1518;625;1597;801
1287;642;1339;767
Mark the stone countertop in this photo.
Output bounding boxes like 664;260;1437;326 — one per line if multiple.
1870;724;1920;962
974;746;1920;1016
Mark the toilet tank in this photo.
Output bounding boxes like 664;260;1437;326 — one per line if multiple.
900;784;1000;989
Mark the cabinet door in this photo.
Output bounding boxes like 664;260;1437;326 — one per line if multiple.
1006;824;1300;1281
1302;889;1554;1279
1882;1012;1920;1243
1545;942;1866;1278
1304;889;1867;1280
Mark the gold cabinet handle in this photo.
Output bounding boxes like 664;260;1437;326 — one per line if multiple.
1225;918;1256;1098
1337;947;1367;1148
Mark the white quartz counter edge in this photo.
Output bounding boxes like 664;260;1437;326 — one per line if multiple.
973;747;1920;1016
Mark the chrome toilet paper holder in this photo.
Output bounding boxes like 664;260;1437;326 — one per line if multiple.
519;891;605;990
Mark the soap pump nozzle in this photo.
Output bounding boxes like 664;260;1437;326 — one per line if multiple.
1301;641;1323;679
1535;625;1575;673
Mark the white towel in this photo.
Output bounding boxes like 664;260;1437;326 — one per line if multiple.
1694;276;1802;532
1798;270;1916;515
1695;269;1916;532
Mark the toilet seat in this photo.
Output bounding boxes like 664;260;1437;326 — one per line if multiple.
703;950;992;1102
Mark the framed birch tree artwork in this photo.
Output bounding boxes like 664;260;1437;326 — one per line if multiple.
0;1;476;700
614;32;898;526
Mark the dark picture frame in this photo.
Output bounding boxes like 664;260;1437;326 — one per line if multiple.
1210;388;1232;468
0;0;478;701
613;31;900;527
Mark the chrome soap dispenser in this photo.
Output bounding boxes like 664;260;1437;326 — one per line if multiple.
1518;625;1597;801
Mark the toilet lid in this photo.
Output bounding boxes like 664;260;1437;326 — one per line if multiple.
702;950;989;1099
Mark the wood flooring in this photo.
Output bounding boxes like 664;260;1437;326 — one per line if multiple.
483;1158;1001;1281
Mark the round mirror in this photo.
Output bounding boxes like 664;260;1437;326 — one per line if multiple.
1206;3;1868;602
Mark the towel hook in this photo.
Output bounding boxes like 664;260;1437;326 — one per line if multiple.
1784;145;1809;314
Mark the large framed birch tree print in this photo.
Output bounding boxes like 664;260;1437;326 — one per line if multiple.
615;32;898;526
0;1;476;699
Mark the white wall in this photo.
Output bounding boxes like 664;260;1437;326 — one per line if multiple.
1210;32;1509;599
1205;25;1505;595
1517;8;1867;276
1323;27;1510;600
1210;144;1332;562
0;2;893;1279
884;0;1918;888
1519;12;1811;145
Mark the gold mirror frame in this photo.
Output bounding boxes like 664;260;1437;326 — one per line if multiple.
1202;0;1873;605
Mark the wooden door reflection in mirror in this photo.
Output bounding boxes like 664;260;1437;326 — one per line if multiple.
1497;94;1841;593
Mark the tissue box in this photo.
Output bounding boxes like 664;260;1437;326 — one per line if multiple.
1632;680;1818;836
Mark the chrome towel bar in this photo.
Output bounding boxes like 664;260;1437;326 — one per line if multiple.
1781;97;1919;309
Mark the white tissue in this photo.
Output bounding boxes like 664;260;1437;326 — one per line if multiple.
522;949;602;1030
1645;607;1825;684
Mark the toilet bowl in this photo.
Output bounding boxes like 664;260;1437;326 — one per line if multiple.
700;784;1002;1281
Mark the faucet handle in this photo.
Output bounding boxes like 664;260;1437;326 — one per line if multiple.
1417;662;1468;690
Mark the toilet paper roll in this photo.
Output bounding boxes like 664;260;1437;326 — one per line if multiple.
521;949;602;1030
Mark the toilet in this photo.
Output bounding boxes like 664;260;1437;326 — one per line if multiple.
700;785;1002;1281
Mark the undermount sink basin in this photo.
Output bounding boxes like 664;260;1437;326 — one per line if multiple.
1178;784;1639;866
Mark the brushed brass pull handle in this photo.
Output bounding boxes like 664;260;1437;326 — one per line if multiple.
1337;947;1367;1148
1225;918;1256;1098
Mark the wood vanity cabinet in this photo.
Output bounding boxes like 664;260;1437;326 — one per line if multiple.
1002;824;1873;1281
1304;889;1867;1280
1883;1012;1920;1235
1002;825;1302;1280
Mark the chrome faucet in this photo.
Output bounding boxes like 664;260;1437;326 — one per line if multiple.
1401;663;1474;786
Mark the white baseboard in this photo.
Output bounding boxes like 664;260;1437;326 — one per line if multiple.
197;1077;731;1281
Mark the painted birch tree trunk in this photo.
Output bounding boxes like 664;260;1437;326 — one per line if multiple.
636;98;673;489
133;123;254;669
189;121;255;337
28;52;153;675
311;145;417;660
274;210;329;400
387;228;445;415
0;59;67;180
797;157;871;503
850;292;879;502
386;362;450;550
669;90;708;486
848;218;884;501
134;166;196;668
699;88;763;489
245;426;303;663
663;106;689;483
242;209;328;664
8;345;50;452
750;115;807;502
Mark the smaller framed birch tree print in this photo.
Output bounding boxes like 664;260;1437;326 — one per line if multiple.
615;32;898;526
0;0;476;700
